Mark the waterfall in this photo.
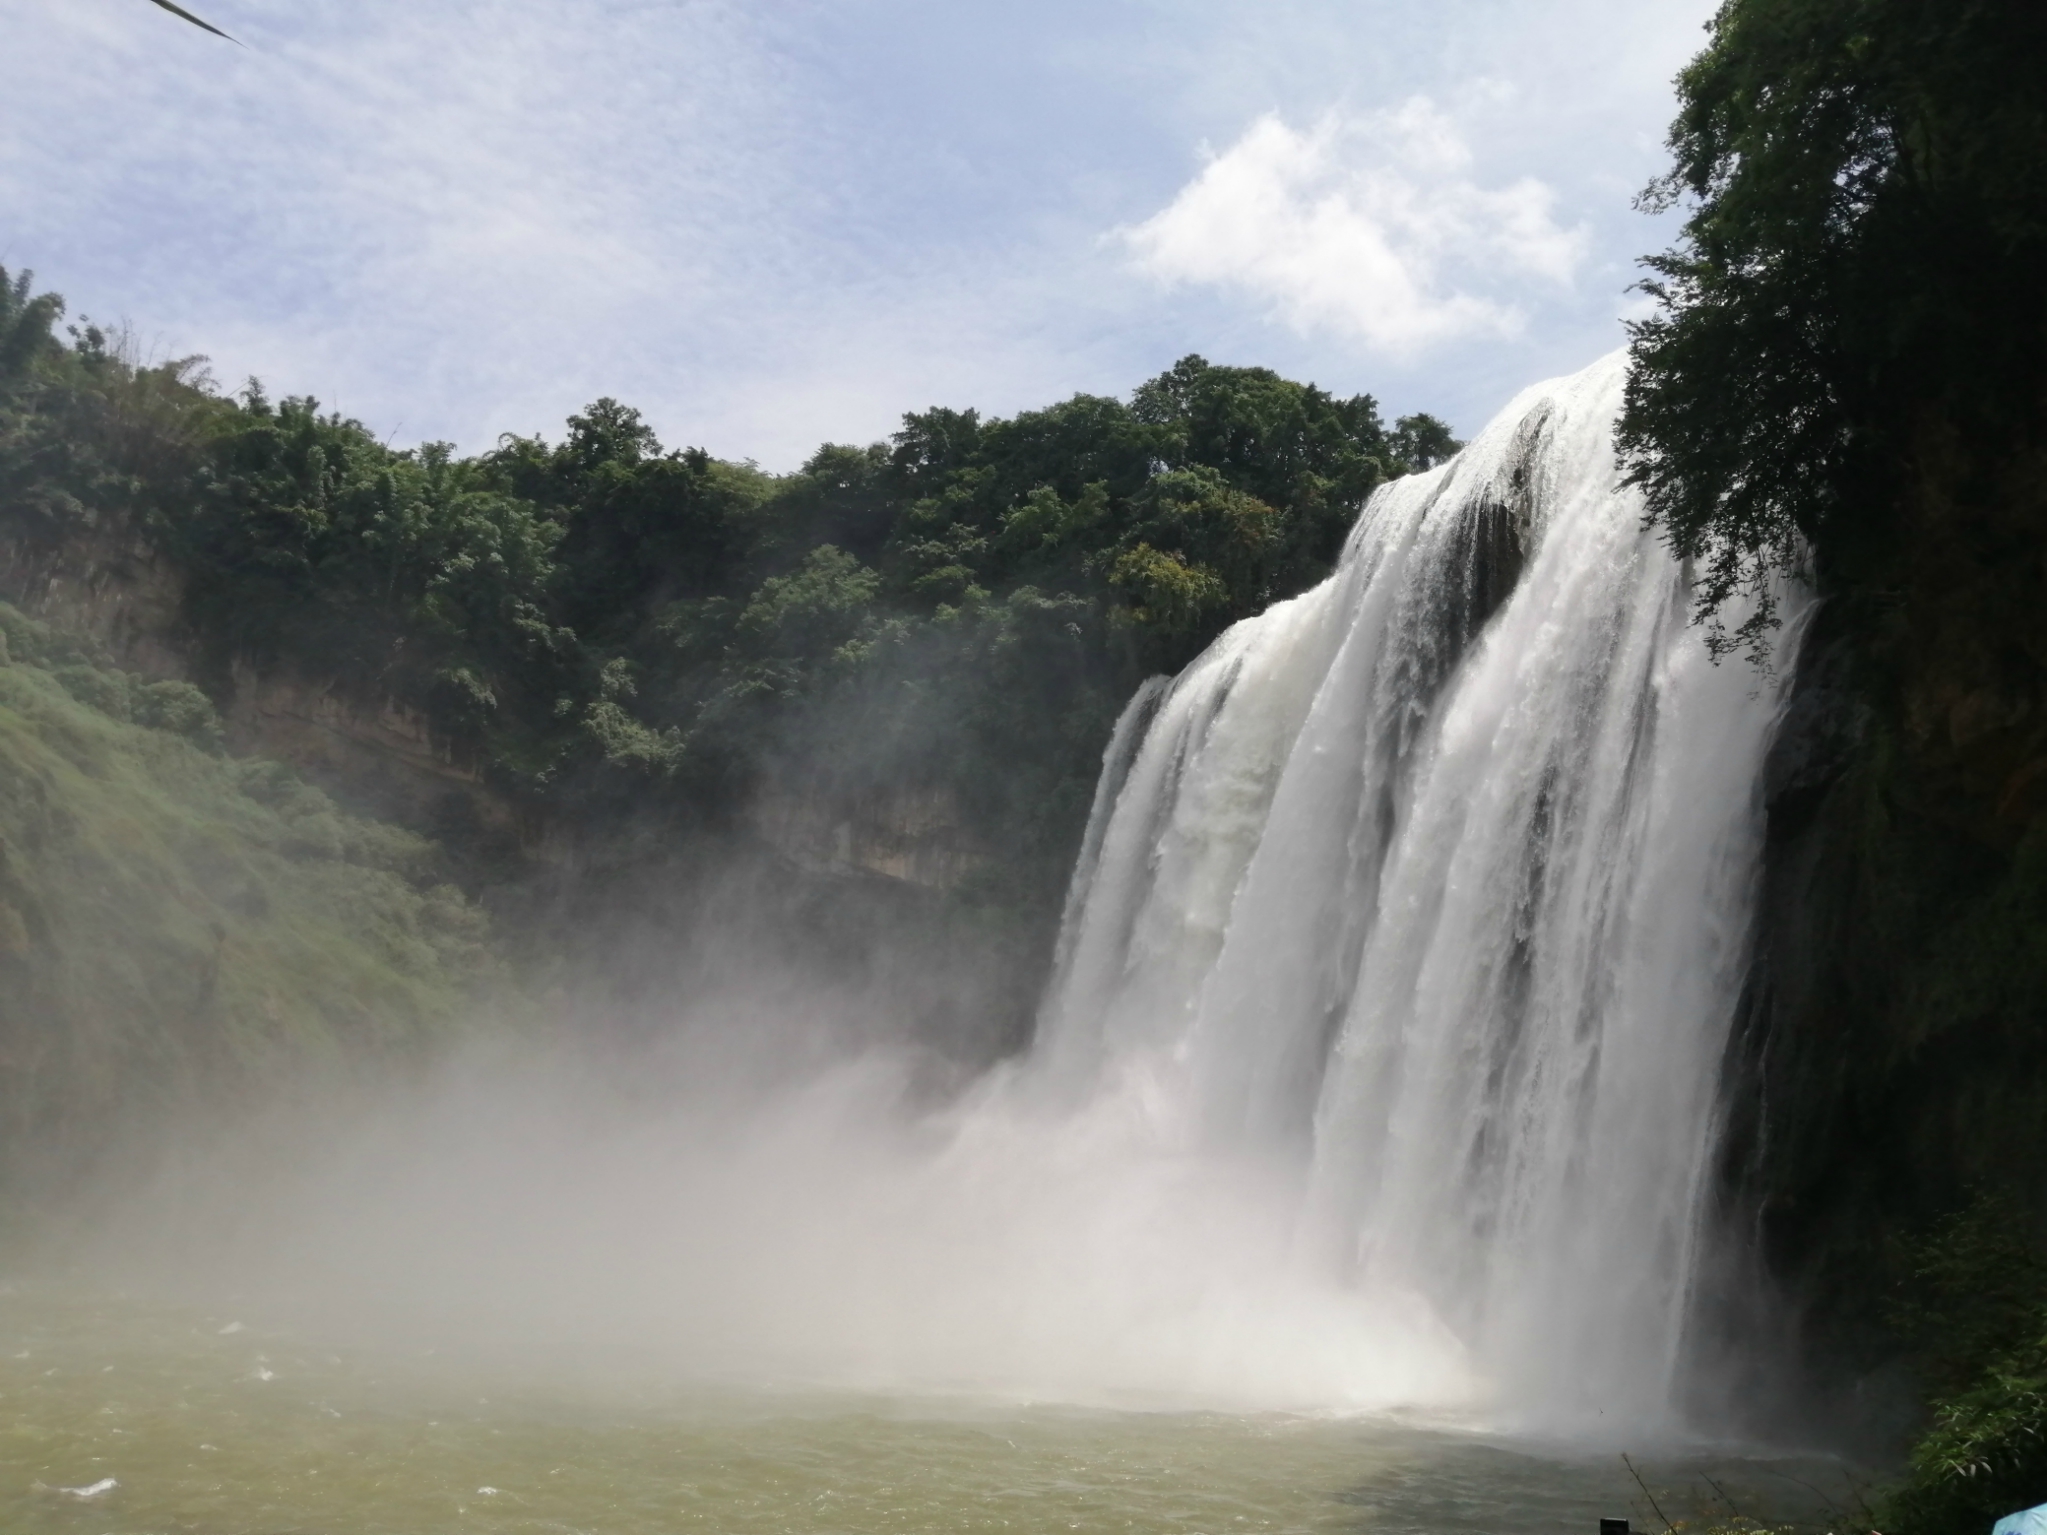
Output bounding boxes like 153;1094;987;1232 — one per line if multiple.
1022;351;1796;1429
180;352;1797;1427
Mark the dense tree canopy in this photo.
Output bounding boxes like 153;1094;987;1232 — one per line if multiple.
1618;0;2047;660
0;266;1457;916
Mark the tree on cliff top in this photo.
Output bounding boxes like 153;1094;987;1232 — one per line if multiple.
1617;0;2047;661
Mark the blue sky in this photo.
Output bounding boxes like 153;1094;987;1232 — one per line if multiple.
5;0;1716;468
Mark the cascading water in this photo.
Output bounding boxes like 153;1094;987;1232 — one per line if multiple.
1021;350;1798;1431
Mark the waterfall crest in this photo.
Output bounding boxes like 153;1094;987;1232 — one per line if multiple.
1022;351;1796;1428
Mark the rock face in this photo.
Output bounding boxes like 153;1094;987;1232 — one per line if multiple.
0;526;189;684
1706;586;2047;1447
0;526;531;848
748;776;989;890
0;526;982;894
1688;617;1880;1437
217;661;528;844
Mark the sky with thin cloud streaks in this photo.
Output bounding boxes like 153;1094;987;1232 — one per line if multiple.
4;0;1717;468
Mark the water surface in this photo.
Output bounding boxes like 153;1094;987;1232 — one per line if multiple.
0;1287;1863;1535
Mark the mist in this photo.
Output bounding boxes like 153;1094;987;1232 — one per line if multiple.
63;972;1476;1419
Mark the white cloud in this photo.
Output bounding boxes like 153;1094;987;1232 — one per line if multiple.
1119;100;1588;355
4;0;1705;460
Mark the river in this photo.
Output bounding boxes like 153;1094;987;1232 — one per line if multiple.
1;1285;1861;1535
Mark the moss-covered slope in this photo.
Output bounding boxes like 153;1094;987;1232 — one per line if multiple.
0;604;490;1194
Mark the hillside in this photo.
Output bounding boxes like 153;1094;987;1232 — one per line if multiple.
0;601;490;1205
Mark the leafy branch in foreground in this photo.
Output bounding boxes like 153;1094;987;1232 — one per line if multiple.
146;0;238;43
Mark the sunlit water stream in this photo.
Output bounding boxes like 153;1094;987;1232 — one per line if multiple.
0;1287;1860;1535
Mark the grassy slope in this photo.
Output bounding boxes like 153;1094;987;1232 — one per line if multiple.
0;604;490;1194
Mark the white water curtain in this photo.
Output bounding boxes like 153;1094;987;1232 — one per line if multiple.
1025;352;1798;1429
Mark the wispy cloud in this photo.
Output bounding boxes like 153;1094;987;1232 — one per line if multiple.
1119;100;1587;355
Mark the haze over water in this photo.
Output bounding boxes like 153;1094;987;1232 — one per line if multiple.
0;1283;1859;1535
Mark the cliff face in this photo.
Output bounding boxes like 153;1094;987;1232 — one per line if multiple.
1713;447;2047;1438
748;776;989;890
0;521;189;685
217;661;528;844
0;527;538;856
0;525;999;898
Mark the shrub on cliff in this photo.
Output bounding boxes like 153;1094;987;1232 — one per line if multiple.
1882;1197;2047;1535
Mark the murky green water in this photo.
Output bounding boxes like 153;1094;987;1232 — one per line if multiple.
0;1287;1863;1535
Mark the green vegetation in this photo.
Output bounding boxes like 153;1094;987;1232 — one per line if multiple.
0;263;1454;932
1619;0;2047;665
0;601;489;1201
0;257;1456;1157
1880;1197;2047;1535
1620;0;2047;1517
